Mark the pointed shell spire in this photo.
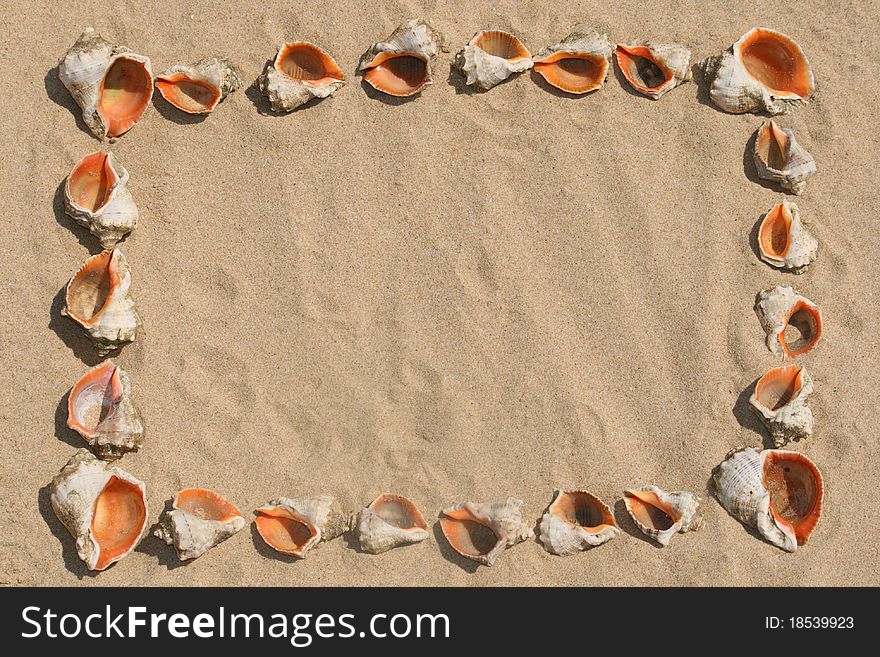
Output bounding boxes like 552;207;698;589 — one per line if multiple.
155;58;240;114
623;486;700;546
453;30;533;90
439;496;534;566
359;20;444;97
538;489;619;555
259;42;345;111
355;494;429;554
155;488;246;560
754;285;822;359
254;494;349;558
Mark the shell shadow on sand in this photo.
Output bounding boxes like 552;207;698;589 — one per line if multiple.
431;521;480;573
733;377;777;449
38;484;99;579
44;68;92;138
742;129;782;191
53;178;100;253
54;389;84;450
48;286;103;366
151;89;208;126
138;499;188;570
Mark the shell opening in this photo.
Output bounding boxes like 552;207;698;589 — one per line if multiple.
534;53;607;94
439;514;499;558
474;31;531;60
552;491;616;531
156;74;221;114
615;46;669;92
98;56;153;138
67;152;116;213
755;365;803;410
67;251;118;326
371;494;426;530
756;121;789;170
277;43;344;85
763;452;822;545
759;203;792;259
739;29;813;99
781;300;821;357
255;509;317;554
363;53;429;96
91;475;146;570
625;491;675;530
176;489;240;522
68;361;121;438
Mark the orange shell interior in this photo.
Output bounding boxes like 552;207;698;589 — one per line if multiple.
780;299;822;358
277;42;345;87
473;30;531;60
755;365;804;411
67;152;116;213
363;52;429;96
91;475;146;570
66;250;119;327
67;361;122;439
737;29;814;99
614;45;671;93
550;490;617;533
176;488;241;522
756;121;789;171
759;202;793;260
370;494;427;530
534;52;608;94
439;508;499;558
625;490;676;531
255;507;317;555
763;451;823;545
155;73;221;114
98;56;153;138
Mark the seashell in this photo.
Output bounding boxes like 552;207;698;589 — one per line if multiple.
704;28;815;115
757;200;817;272
439;496;533;566
359;19;444;97
154;488;246;560
64;151;138;249
754;285;822;359
155;58;240;114
63;249;140;356
259;42;344;111
254;494;349;558
623;486;700;546
532;27;612;94
355;494;429;554
58;27;153;139
713;447;823;552
67;360;143;459
538;489;619;556
613;42;692;99
749;365;814;447
453;30;533;91
50;449;148;570
752;120;816;195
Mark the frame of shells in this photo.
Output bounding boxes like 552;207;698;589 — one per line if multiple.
53;22;823;572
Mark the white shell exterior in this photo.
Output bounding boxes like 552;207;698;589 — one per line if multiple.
259;45;343;112
705;28;814;115
752;120;816;195
157;58;240;113
537;489;619;556
58;27;153;140
154;492;246;561
617;42;692;99
749;366;814;447
64;152;138;249
533;28;612;90
440;496;534;566
49;449;148;570
454;31;534;90
355;495;429;554
358;19;444;91
754;285;819;358
623;486;700;546
758;200;818;273
256;494;348;558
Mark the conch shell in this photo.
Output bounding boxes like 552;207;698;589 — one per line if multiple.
752;120;816;195
613;42;691;99
439;496;533;566
259;42;344;111
155;58;240;114
50;449;148;571
64;151;138;249
58;27;153;139
454;30;533;91
359;20;444;97
713;447;823;552
538;489;619;555
623;486;700;546
704;28;815;115
749;365;814;447
754;285;822;359
355;494;429;554
63;249;140;356
67;360;143;459
254;494;348;558
757;200;817;272
154;488;246;560
532;28;612;94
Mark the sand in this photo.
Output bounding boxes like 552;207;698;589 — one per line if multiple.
1;0;878;586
